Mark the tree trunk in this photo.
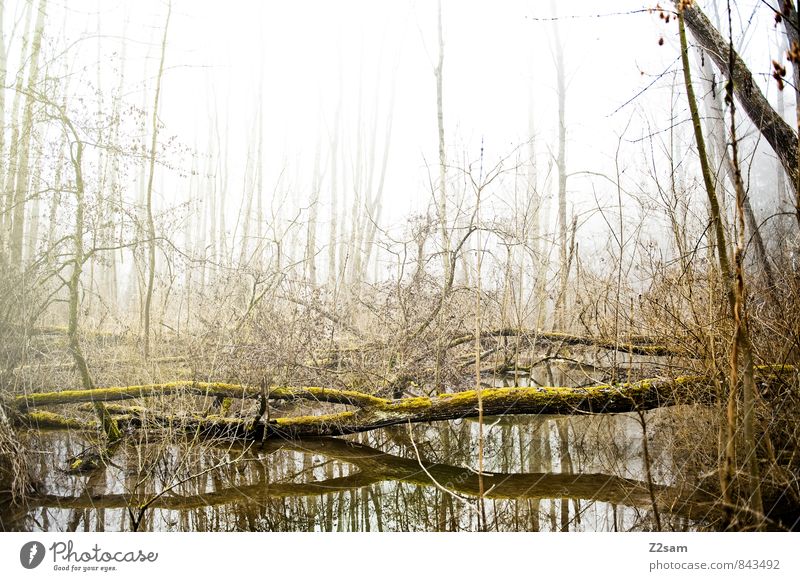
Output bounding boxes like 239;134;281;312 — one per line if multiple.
552;0;568;331
2;0;32;259
435;0;450;283
328;90;341;288
0;0;7;240
55;105;120;443
724;9;765;525
12;372;750;438
678;6;764;528
676;0;798;199
306;140;321;287
9;0;46;267
143;1;170;359
778;0;800;216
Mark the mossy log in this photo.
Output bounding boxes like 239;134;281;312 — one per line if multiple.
13;365;794;439
14;375;711;439
15;382;386;410
18;410;99;431
25;438;717;522
314;328;682;363
446;328;681;356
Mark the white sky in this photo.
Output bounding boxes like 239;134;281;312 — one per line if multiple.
5;0;791;274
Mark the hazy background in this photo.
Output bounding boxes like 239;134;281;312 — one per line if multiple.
3;0;794;299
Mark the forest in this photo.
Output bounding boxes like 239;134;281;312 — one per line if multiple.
0;0;798;532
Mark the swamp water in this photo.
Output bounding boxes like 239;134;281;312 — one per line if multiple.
1;365;716;531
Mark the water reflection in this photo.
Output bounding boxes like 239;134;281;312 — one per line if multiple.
1;402;716;532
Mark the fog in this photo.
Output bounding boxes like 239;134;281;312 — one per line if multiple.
1;0;799;534
4;1;794;294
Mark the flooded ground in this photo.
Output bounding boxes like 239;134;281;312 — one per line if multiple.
0;361;721;532
1;403;715;532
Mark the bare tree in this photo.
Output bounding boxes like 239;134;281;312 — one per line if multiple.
676;0;799;223
8;0;46;267
551;1;569;330
0;1;7;232
678;4;763;528
143;0;171;359
1;0;32;259
435;0;450;282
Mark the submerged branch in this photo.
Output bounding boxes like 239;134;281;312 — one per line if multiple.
25;438;717;522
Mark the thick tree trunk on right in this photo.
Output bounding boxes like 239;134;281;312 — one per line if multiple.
678;7;765;527
676;1;798;201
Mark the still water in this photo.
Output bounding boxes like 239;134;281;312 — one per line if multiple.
2;403;713;532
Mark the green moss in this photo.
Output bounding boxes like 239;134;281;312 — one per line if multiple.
275;411;357;427
275;386;387;407
385;397;432;412
436;384;608;404
23;411;97;430
427;378;690;409
672;375;704;386
98;404;148;415
16;382;255;409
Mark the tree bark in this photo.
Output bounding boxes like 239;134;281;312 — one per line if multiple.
676;0;798;195
143;1;170;360
53;104;120;443
552;0;569;331
13;374;723;441
446;328;681;356
15;382;388;409
1;0;32;259
0;0;7;240
435;0;450;283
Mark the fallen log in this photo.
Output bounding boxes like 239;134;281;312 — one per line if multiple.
12;366;794;439
14;375;711;439
315;328;683;363
446;328;681;356
17;410;98;431
14;382;385;410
